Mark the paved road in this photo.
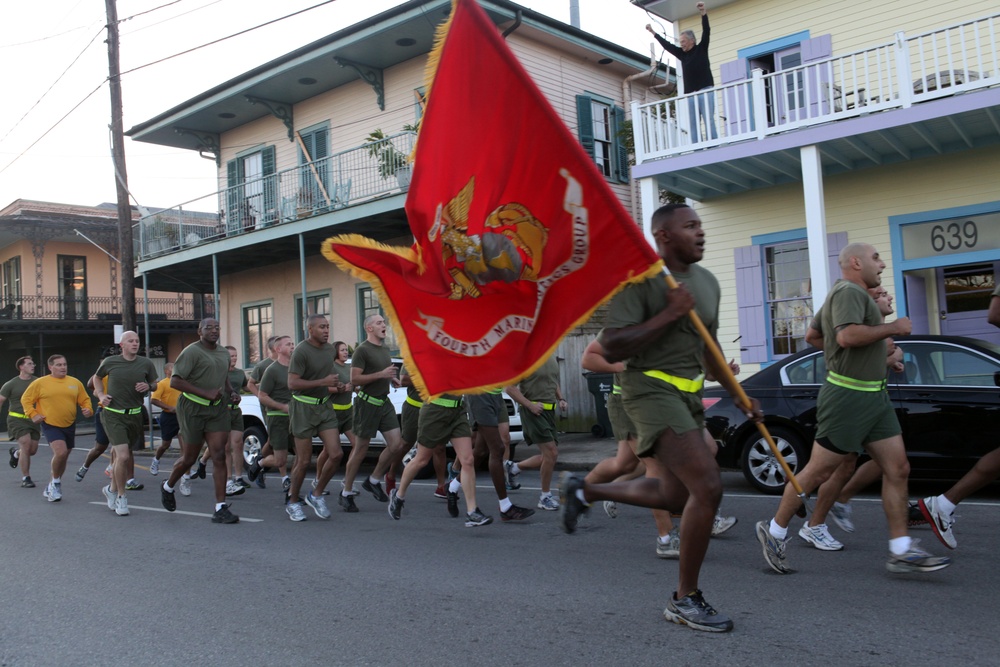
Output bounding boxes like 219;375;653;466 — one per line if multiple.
2;439;999;666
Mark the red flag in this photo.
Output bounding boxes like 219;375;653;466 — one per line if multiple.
323;0;661;398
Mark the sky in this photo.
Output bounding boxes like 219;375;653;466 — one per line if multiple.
0;0;674;212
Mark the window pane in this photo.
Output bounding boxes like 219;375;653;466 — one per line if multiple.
358;287;398;353
243;303;273;365
765;240;813;357
942;264;994;314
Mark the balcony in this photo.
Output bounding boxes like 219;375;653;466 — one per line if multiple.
632;13;1000;198
134;131;416;261
0;294;215;323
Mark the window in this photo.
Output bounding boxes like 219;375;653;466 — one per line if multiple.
57;255;87;320
298;123;330;214
225;145;276;232
941;264;994;314
575;94;629;184
735;231;846;364
782;351;826;385
765;240;813;356
2;256;20;301
357;286;398;353
294;291;331;343
895;343;1000;387
242;302;273;365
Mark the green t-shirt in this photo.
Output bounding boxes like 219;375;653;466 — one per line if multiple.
250;357;274;383
519;354;559;402
96;355;158;410
331;362;352;406
602;264;719;379
173;342;230;397
351;340;392;397
289;340;335;400
1;376;37;413
228;369;249;394
259;360;291;405
401;366;423;404
819;280;886;381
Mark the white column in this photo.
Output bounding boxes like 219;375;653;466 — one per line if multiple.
638;177;658;251
801;145;830;307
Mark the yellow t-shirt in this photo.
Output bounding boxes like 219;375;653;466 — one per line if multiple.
22;375;93;428
151;377;181;409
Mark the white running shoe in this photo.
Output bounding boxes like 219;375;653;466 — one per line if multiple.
712;514;738;536
918;496;957;549
798;523;844;551
179;476;192;496
537;494;560;511
603;501;618;519
103;485;116;510
149;458;160;476
115;495;129;516
831;501;855;533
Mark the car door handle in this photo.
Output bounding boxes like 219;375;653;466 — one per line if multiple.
790;393;818;399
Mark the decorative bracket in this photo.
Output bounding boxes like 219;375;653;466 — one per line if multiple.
334;57;385;111
245;96;294;142
174;128;221;167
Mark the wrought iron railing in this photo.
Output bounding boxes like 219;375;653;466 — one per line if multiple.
633;13;999;162
134;131;417;260
0;295;216;321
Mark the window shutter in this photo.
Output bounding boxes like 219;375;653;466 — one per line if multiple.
720;59;750;137
801;34;833;63
611;105;629;183
262;145;277;223
735;244;768;363
801;35;834;115
825;231;848;286
575;95;595;158
225;159;243;234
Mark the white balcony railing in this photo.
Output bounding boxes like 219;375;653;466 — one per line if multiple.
134;131;416;260
633;13;999;163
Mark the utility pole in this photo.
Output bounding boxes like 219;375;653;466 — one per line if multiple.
105;0;136;332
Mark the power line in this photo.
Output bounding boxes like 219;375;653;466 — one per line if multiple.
120;0;223;36
0;27;106;144
118;0;337;78
0;81;107;178
0;23;94;49
118;0;187;23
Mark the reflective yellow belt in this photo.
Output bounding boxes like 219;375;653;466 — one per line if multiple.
487;388;503;395
8;411;27;419
357;391;386;407
405;396;423;408
826;371;887;392
292;394;330;405
332;403;352;411
103;406;143;415
642;371;705;393
430;397;462;408
529;401;555;410
266;410;287;417
612;384;622;396
182;392;221;406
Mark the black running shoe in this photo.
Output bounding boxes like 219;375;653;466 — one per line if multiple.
558;471;589;534
339;493;359;513
247;457;262;482
21;476;35;488
254;471;266;489
465;508;493;527
161;482;176;512
909;502;929;527
447;490;459;518
8;446;17;469
388;490;404;520
212;504;239;524
500;504;536;522
194;462;207;479
362;478;388;502
663;590;733;632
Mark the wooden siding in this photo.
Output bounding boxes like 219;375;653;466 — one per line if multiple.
675;0;999;88
696;145;1000;378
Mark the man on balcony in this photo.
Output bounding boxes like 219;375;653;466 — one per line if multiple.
647;2;717;142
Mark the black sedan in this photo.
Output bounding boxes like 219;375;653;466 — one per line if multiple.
705;335;1000;494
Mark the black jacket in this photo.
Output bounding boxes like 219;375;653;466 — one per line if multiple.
653;14;714;92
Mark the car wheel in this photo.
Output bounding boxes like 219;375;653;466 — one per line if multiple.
740;426;807;495
242;424;266;468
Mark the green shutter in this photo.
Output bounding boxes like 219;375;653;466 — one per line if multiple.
576;95;594;158
261;146;277;224
611;106;629;184
225;159;243;234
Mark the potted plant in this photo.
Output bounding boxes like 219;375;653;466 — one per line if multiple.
365;129;410;187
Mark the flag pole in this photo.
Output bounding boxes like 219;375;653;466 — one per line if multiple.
662;270;813;513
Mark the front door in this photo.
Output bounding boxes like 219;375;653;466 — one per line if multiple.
937;262;1000;344
58;255;87;320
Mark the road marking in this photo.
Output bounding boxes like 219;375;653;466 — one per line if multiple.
88;502;264;522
